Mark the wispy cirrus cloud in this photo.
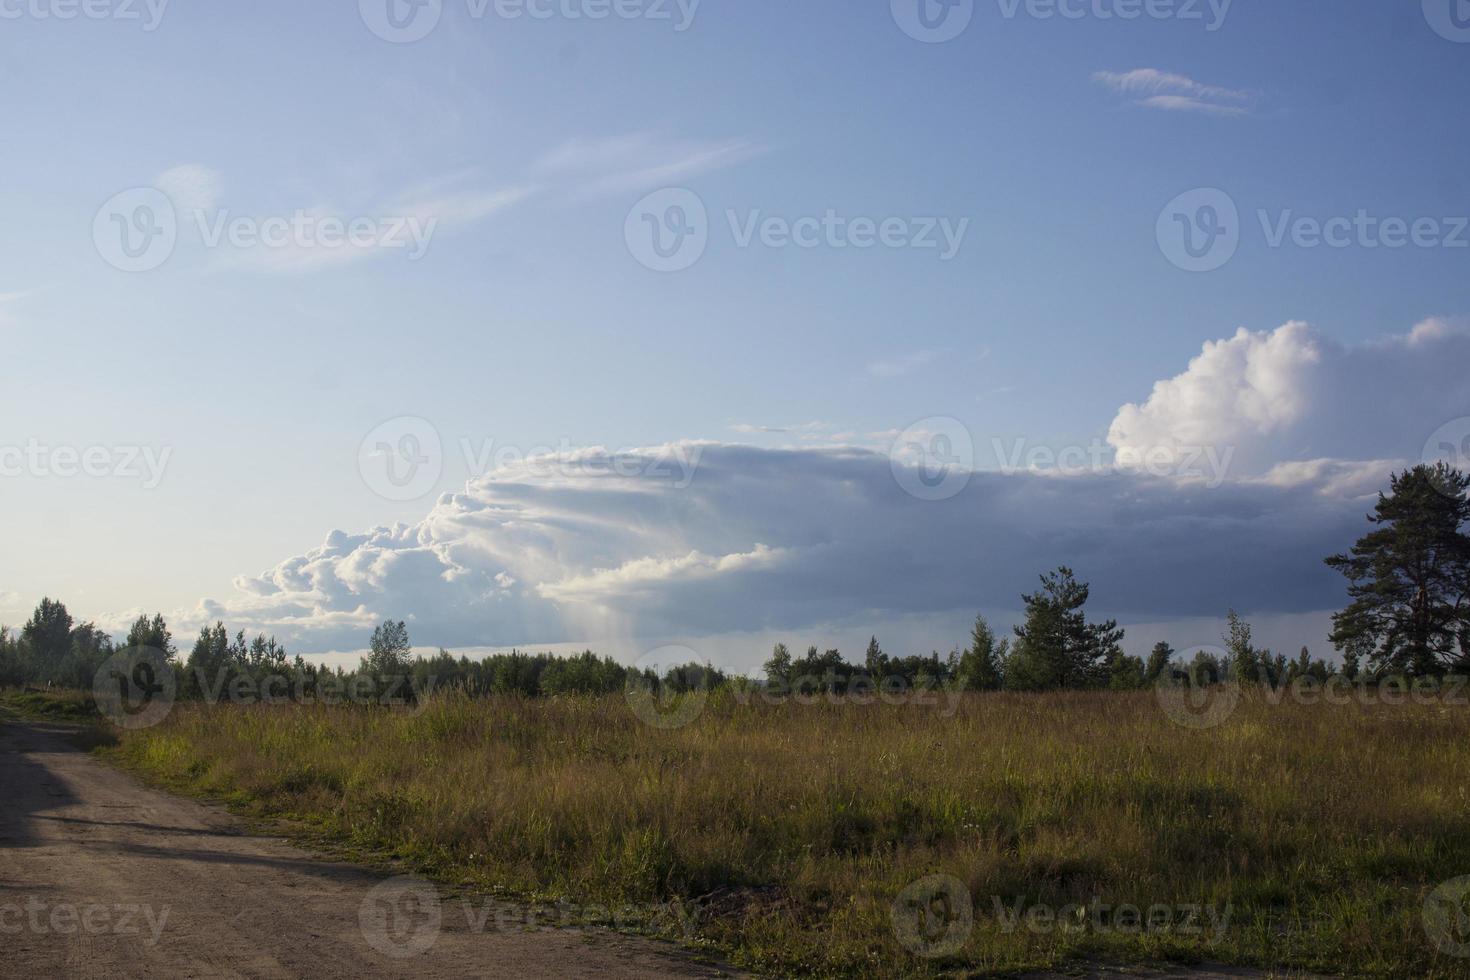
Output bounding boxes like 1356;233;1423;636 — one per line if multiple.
535;132;762;197
157;164;223;212
1093;68;1255;117
197;170;535;276
0;288;44;327
866;348;944;379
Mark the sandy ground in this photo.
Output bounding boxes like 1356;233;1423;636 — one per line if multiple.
0;720;741;979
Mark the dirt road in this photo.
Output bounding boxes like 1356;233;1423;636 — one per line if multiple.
0;720;738;979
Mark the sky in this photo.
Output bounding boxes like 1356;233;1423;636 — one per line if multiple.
2;0;1469;672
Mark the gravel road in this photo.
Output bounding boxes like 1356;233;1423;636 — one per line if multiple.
0;720;739;979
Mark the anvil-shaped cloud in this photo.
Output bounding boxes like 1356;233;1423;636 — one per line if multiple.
196;320;1470;654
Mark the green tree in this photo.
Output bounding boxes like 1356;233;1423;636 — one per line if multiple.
1144;641;1175;684
1224;609;1258;683
365;620;414;679
22;598;73;664
1110;654;1147;690
762;643;792;686
956;614;1004;691
1006;567;1125;690
125;613;174;655
1326;464;1470;676
185;623;232;699
864;636;888;678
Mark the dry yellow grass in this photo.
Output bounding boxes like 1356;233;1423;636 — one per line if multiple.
114;688;1470;977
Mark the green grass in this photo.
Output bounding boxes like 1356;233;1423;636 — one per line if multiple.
0;687;100;721
108;689;1470;977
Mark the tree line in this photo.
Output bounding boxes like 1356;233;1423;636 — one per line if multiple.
4;463;1467;700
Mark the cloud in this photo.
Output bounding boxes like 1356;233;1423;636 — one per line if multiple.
866;349;943;379
157;164;223;212
1107;319;1470;477
1093;69;1254;116
535;133;760;197
190;446;1368;655
0;289;33;327
208;177;533;275
172;319;1466;656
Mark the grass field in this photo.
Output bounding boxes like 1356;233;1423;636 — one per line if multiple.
104;687;1470;978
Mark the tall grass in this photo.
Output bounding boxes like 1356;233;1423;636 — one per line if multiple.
114;688;1470;977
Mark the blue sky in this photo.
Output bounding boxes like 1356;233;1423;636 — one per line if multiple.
2;1;1468;667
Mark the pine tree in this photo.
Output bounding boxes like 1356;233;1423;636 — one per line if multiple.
957;614;1004;691
1144;641;1175;684
1326;463;1470;676
1006;568;1124;690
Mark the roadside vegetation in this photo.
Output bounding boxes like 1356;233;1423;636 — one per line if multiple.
109;688;1470;977
3;461;1468;976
